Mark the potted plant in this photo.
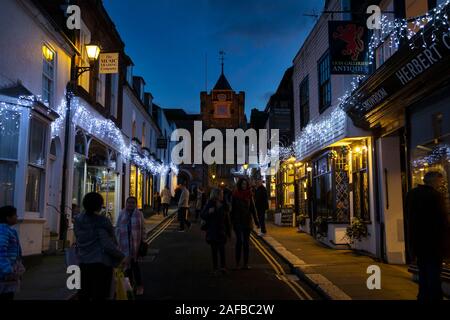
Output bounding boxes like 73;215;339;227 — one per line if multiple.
313;216;329;238
297;214;308;227
345;217;369;244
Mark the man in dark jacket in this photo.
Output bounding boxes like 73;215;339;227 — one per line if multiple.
406;171;448;301
254;180;269;236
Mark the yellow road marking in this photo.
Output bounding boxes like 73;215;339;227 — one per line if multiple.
250;234;313;300
145;216;176;245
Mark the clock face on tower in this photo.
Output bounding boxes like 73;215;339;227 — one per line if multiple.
213;103;231;119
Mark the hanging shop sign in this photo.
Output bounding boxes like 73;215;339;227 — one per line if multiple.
329;21;370;75
99;53;119;74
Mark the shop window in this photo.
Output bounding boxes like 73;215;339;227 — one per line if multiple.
314;169;333;218
137;168;144;209
0;110;19;206
282;164;296;207
313;151;350;223
299;76;310;129
72;153;86;211
410;97;450;263
42;44;55;107
26;118;47;213
333;149;350;222
318;51;331;113
352;145;370;221
130;165;137;197
146;175;153;207
297;165;311;218
74;130;86;155
270;175;276;198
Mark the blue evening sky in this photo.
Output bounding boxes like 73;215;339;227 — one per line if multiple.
104;0;325;116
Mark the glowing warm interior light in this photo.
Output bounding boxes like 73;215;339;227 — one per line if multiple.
42;45;54;61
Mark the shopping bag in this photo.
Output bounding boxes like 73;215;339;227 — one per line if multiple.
114;269;128;300
123;276;135;300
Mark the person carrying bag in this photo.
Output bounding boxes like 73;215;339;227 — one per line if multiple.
116;197;146;296
74;193;125;301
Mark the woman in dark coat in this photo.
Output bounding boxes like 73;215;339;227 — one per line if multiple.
74;192;125;300
230;178;259;270
201;188;231;274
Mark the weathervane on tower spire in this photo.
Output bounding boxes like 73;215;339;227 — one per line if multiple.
219;50;225;75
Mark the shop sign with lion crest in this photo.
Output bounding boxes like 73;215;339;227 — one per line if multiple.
329;21;371;75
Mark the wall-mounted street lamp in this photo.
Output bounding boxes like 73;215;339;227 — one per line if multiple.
85;43;101;61
73;42;101;79
60;42;101;248
243;163;249;170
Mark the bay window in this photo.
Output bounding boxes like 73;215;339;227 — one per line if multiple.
25;118;47;213
0;110;20;206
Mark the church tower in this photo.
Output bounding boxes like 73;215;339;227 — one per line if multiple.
200;52;246;187
200;53;246;129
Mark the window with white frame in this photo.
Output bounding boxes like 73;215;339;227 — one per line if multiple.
0;110;20;207
42;44;55;107
25;117;47;213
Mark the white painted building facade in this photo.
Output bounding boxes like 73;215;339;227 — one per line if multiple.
0;0;74;255
292;0;378;257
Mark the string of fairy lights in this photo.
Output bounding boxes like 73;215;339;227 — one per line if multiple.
2;1;449;178
255;0;450;172
0;95;178;176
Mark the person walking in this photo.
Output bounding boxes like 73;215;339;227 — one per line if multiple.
174;185;182;204
0;206;25;300
195;186;205;222
201;188;231;275
154;192;162;215
74;192;125;301
406;171;449;301
161;186;172;217
230;178;259;270
254;180;269;236
116;197;146;296
178;181;192;232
